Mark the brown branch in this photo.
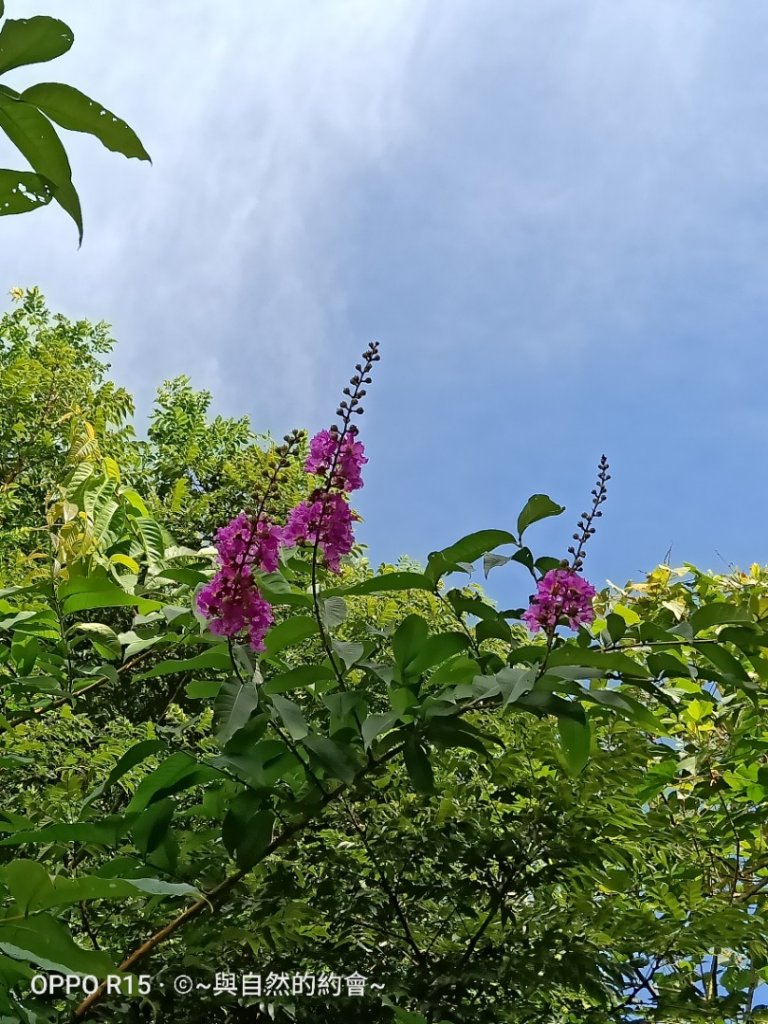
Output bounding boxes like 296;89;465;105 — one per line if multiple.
72;741;404;1020
341;795;428;968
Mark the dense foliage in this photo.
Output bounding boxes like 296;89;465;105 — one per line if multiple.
2;291;768;1024
0;4;149;240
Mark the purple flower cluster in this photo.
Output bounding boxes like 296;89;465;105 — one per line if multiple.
197;565;274;651
522;569;596;634
196;429;365;649
305;429;367;492
283;493;357;573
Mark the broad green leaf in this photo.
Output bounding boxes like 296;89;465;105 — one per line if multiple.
0;915;112;977
302;734;358;785
403;732;435;795
264;615;319;657
517;494;565;539
483;552;512;577
220;739;299;789
263;664;335;695
214;679;259;744
404;631;469;679
136;649;232;680
0;91;81;239
321;596;347;630
0;821;131;851
185;679;221;699
582;689;660;733
333;572;435;596
696;643;750;682
392;615;429;671
270;694;308;741
425;530;518;583
21;83;150;161
1;860;196;913
558;713;590;775
547;645;651;678
81;739;166;809
59;571;161;615
361;711;400;750
0;16;73;74
131;799;173;856
332;640;364;670
73;622;121;661
222;792;274;871
110;552;141;574
125;753;218;813
689;602;752;635
0;167;54;214
425;717;492;758
134;516;165;564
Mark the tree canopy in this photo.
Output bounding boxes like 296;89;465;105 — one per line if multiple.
1;291;768;1023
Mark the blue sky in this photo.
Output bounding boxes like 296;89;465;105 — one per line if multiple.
3;0;768;609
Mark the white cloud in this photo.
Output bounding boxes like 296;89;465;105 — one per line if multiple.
2;0;432;422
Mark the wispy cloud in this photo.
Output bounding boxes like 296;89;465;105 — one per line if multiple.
3;0;432;423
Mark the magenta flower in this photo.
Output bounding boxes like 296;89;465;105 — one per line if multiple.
197;564;274;651
282;493;357;572
522;569;596;634
305;429;367;492
214;513;283;574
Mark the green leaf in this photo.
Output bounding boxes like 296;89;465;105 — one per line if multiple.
185;679;221;699
558;713;590;775
0;167;54;214
263;664;335;695
81;738;165;810
59;571;161;615
321;597;347;630
404;632;470;679
547;645;651;678
689;602;752;635
483;552;512;577
135;649;232;680
517;494;565;539
220;739;299;789
131;799;173;855
696;643;750;682
334;572;435;596
425;530;518;583
21;82;150;161
125;753;218;813
0;915;112;977
270;694;308;741
134;516;165;564
214;679;260;745
264;615;319;657
0;91;81;240
0;16;73;74
332;640;364;670
361;711;400;750
0;819;130;848
73;622;121;661
302;734;358;785
1;860;196;913
392;615;429;671
222;792;274;871
403;732;435;794
425;717;492;758
582;688;660;733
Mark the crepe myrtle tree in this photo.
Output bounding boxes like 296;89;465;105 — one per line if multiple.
56;342;623;1020
7;338;763;1022
0;2;149;241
